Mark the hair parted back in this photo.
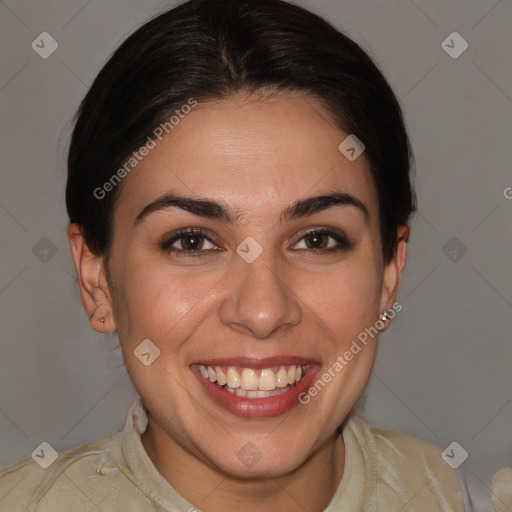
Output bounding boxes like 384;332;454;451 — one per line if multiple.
66;0;416;262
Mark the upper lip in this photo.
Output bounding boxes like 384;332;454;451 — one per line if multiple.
190;355;320;369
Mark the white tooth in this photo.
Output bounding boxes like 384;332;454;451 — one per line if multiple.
216;367;227;386
275;367;288;388
226;387;235;394
287;366;296;385
227;367;241;388
257;390;271;398
246;390;259;398
235;388;247;397
295;366;302;382
269;386;288;397
259;368;277;390
198;365;208;378
207;366;217;382
241;368;259;390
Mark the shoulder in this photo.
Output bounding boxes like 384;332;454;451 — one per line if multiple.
347;415;465;511
0;431;149;511
491;467;512;512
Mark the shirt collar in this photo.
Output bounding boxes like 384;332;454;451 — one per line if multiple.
120;397;374;511
120;397;196;511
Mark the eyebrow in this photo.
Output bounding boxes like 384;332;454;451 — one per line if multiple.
133;190;369;228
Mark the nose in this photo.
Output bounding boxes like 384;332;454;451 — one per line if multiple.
218;248;302;339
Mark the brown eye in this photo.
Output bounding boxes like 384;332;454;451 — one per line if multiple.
304;232;329;249
180;233;205;250
160;228;218;257
294;228;352;253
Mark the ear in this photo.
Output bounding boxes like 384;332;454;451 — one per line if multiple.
378;225;409;333
67;224;116;333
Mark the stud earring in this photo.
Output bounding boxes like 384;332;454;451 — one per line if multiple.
381;309;393;322
100;317;105;323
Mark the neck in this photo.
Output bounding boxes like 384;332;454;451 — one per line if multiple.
141;418;346;512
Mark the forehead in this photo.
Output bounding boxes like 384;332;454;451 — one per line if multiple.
114;93;378;225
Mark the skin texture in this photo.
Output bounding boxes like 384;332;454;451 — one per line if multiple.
68;92;408;512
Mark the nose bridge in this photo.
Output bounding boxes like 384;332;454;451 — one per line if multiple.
219;244;301;338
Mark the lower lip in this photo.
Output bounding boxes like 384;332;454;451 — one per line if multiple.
191;365;320;418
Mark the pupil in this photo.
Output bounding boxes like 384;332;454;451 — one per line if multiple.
184;235;201;250
307;233;326;249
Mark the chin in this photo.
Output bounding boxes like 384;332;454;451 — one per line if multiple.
201;436;312;481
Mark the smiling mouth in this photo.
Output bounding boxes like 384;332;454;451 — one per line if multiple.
195;364;308;399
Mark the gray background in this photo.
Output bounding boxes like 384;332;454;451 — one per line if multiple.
0;0;511;510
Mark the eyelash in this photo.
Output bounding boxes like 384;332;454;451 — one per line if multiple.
160;227;352;257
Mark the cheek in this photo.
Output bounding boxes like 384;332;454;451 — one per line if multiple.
112;257;218;345
302;254;382;345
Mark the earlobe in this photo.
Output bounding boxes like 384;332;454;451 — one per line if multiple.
67;224;115;333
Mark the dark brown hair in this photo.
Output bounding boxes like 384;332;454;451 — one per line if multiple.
66;0;416;262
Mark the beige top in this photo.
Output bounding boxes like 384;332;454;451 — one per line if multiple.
0;398;465;511
490;468;512;512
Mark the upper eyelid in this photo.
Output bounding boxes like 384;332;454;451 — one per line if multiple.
293;225;346;238
162;228;217;246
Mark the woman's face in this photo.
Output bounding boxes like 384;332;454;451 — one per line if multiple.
87;93;405;478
